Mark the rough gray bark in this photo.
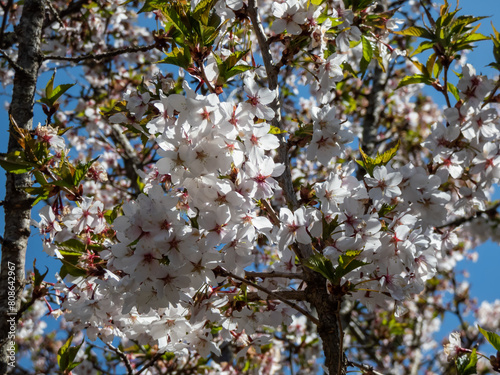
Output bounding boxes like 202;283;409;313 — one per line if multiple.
361;64;387;157
359;0;389;160
305;274;346;375
0;0;46;372
111;124;143;195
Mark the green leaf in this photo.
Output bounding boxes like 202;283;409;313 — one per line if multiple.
478;326;500;352
202;25;218;46
104;202;123;225
304;250;368;285
322;215;339;240
24;186;52;206
447;82;460;102
0;158;34;174
378;203;398;217
38;72;75;107
225;65;253;80
45;72;56;99
374;140;400;165
357;146;374;176
303;253;337;282
216;49;253;84
33;260;49;287
359;35;373;74
158;46;192;69
461;32;489;43
58;335;84;373
411;41;435;57
74;157;98;186
57;239;87;254
336;250;368;281
357;142;399;177
456;348;477;375
193;0;218;25
426;53;437;77
269;126;287;135
162;4;191;38
33;170;49;185
396;74;434;89
395;26;433;39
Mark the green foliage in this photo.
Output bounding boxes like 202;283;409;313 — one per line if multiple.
0;150;36;174
33;261;49;288
356;141;400;176
489;23;500;71
213;49;253;86
303;250;368;286
456;348;478;375
303;252;337;282
378;203;398;217
321;215;339;242
478;326;500;352
396;74;435;89
142;0;224;71
268;125;287;135
104;202;123;224
56;238;103;278
342;0;375;12
395;2;489;97
359;35;373;76
38;72;75;108
57;336;83;374
158;46;192;68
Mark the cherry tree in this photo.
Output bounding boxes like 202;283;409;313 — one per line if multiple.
1;0;500;374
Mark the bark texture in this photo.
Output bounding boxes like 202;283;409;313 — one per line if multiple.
306;275;346;375
0;0;46;372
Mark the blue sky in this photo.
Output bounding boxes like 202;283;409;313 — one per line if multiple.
0;0;500;369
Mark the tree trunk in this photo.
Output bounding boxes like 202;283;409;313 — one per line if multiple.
0;0;46;372
306;275;346;375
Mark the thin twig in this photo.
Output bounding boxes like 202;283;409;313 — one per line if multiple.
136;352;163;375
260;198;281;226
46;0;65;29
222;290;307;301
0;48;26;73
0;0;13;47
436;201;500;229
43;42;158;62
199;63;216;94
247;0;312;262
348;361;385;375
220;268;319;325
245;270;305;279
105;343;134;375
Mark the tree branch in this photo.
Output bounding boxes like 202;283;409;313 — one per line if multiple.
0;48;26;73
110;125;143;195
136;352;163;375
348;361;385;375
220;268;319;325
43;42;158;62
105;342;134;375
247;0;311;263
223;290;307;302
244;270;305;279
0;0;13;48
436;201;500;229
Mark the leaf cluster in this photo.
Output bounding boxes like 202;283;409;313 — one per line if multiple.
396;0;489;95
